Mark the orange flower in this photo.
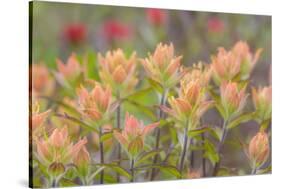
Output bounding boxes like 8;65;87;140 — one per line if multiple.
220;82;247;119
248;131;270;168
182;62;212;88
31;101;51;132
77;83;112;121
32;63;54;94
211;41;262;84
141;43;184;89
252;86;272;121
36;126;87;168
56;53;82;80
162;80;213;127
98;49;138;96
187;169;201;179
113;112;159;157
72;144;90;176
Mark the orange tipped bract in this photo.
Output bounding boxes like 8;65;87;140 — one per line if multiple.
141;43;184;89
113;112;159;157
98;49;138;96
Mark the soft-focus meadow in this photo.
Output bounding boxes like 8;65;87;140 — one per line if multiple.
30;1;272;188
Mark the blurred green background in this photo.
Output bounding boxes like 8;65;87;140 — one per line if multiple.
31;1;271;85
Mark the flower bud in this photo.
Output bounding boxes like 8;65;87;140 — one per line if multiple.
220;82;247;119
48;162;65;177
252;86;272;121
187;170;201;179
248;131;270;168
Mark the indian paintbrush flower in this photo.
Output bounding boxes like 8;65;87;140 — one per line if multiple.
102;20;131;41
32;101;51;132
72;144;91;177
141;43;184;89
56;53;82;81
113;112;159;158
63;23;87;46
76;83;113;121
146;8;167;26
248;131;270;169
252;86;272;121
32;63;54;94
98;49;138;96
162;74;213;127
207;17;224;33
187;170;201;179
220;81;248;119
211;41;262;85
36;126;88;171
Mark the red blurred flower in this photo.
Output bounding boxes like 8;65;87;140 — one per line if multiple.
63;23;87;45
102;20;131;40
207;17;224;33
146;8;166;26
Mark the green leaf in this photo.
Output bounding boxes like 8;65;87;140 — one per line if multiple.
93;164;132;180
54;113;98;133
188;126;209;138
124;100;157;121
134;165;181;178
215;103;227;120
147;78;163;94
227;112;255;129
135;149;162;166
126;87;154;100
203;140;219;165
89;166;105;181
100;132;113;142
86;51;100;81
209;127;222;141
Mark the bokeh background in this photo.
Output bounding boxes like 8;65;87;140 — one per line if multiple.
30;1;272;178
31;1;271;86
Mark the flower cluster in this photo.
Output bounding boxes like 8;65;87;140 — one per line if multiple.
31;41;271;187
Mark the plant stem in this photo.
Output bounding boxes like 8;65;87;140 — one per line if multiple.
212;119;228;176
251;167;257;175
150;89;168;180
130;158;135;182
201;132;206;177
116;91;121;182
99;127;104;184
179;126;190;175
190;139;194;169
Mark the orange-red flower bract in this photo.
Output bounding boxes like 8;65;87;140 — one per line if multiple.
98;49;138;96
248;131;270;168
63;23;87;45
146;8;167;26
77;83;112;121
141;43;184;89
31;101;51;133
72;145;90;176
220;81;247;119
211;41;262;85
113;112;159;157
36;126;88;168
187;170;201;179
56;53;82;80
252;86;272;121
32;64;54;94
162;66;213;127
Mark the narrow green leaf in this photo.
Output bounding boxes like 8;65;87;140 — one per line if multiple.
54;113;98;133
134;165;181;178
100;132;113;142
188;126;209;138
126;87;154;100
135;150;162;166
227;112;255;129
93;164;132;180
147;78;163;94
